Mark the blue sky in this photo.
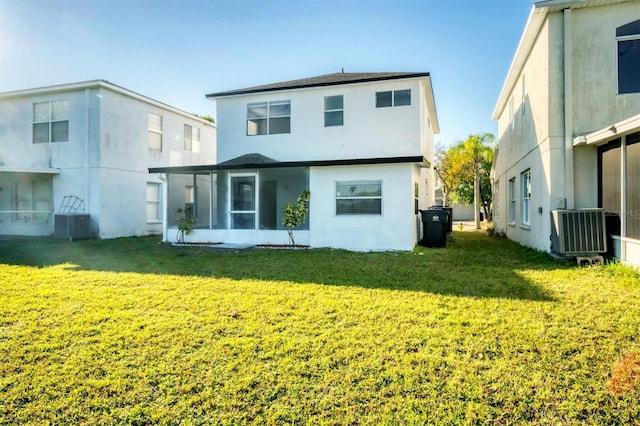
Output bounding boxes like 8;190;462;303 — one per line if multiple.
0;0;533;146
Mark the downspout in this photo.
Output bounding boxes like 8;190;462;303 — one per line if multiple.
84;89;91;215
159;173;168;243
209;172;214;229
621;135;627;261
563;8;575;209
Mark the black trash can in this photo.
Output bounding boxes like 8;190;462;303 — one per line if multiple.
440;206;453;234
419;209;449;248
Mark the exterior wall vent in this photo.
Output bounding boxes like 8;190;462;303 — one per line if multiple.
550;209;607;256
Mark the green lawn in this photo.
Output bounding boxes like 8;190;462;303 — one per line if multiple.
1;233;639;424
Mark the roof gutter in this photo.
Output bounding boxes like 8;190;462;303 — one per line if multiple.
0;80;215;128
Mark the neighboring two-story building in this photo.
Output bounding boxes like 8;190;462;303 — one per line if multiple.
0;80;216;239
492;0;640;267
150;72;439;251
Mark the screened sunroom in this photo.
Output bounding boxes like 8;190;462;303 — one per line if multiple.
152;154;310;246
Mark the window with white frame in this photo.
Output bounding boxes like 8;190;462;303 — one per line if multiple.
33;100;69;143
247;100;291;135
617;20;640;94
520;170;531;226
508;177;516;224
336;181;382;215
324;95;344;127
375;89;411;108
148;113;163;151
146;182;161;222
184;124;200;152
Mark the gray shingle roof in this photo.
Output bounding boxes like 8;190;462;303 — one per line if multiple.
216;153;278;167
206;72;430;98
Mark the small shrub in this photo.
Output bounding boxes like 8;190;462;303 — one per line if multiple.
281;190;310;246
176;206;195;243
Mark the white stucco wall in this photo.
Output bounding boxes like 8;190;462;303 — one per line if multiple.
95;87;216;238
309;163;423;251
215;78;430;163
493;2;640;256
0;81;217;238
571;3;640;135
493;15;558;251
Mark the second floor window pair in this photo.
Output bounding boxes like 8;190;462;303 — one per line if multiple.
247;101;291;135
246;90;411;136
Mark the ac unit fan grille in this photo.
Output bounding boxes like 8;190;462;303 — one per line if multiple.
551;209;607;255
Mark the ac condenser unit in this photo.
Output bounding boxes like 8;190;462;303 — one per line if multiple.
54;214;91;240
550;209;607;256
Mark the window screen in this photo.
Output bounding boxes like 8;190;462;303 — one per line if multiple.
626;133;640;239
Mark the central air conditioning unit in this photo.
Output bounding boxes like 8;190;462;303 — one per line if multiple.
550;209;607;256
54;214;91;240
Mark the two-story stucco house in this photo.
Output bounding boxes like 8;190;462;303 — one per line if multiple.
492;0;640;267
150;72;439;251
0;80;216;239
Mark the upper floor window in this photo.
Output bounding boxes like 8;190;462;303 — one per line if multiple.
324;95;344;127
184;124;200;152
148;113;163;151
336;181;382;215
376;89;411;108
247;100;290;135
617;20;640;94
33;100;68;143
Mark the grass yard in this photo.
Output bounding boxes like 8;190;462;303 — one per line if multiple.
1;233;639;424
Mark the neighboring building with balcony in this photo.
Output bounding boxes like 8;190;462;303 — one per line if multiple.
0;80;216;239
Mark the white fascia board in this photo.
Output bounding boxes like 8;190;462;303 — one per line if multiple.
0;80;216;128
573;113;640;146
423;76;440;135
492;5;546;120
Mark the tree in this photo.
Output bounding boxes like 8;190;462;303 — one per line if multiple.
434;142;460;207
435;133;495;229
281;190;310;246
195;114;215;123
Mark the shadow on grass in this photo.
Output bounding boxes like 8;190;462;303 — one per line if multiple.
0;232;560;301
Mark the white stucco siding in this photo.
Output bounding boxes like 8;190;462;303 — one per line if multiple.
571;3;640;135
96;168;162;238
215;79;425;163
91;88;215;238
309;163;419;251
493;16;557;242
0;81;217;239
98;88;216;172
0;90;93;171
